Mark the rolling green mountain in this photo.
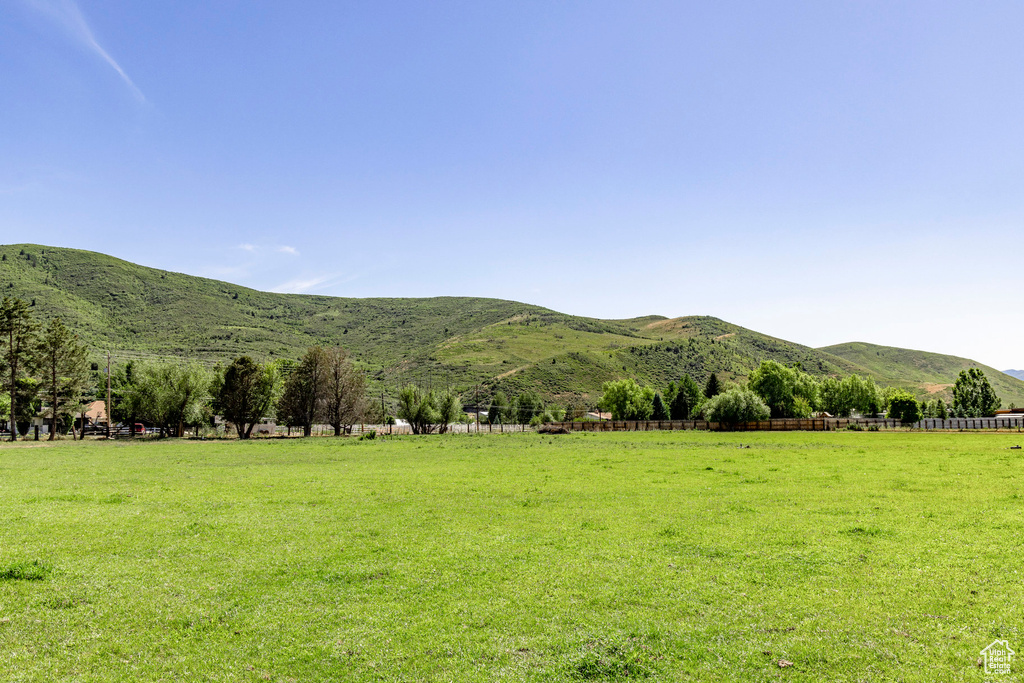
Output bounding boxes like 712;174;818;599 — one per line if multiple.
3;243;1023;406
820;342;1024;407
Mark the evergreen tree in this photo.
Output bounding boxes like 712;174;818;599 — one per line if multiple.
487;391;508;425
651;393;669;420
38;318;89;440
935;398;948;419
515;390;544;425
0;297;40;441
664;381;677;408
670;374;702;419
704;372;721;399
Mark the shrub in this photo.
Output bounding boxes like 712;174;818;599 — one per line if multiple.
702;388;770;427
887;391;922;426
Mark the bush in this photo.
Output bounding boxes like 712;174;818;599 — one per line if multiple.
702;388;770;427
599;379;654;420
887;391;922;426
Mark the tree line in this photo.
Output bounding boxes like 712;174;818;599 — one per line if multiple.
1;297;89;441
596;360;1003;428
112;347;368;439
0;296;372;440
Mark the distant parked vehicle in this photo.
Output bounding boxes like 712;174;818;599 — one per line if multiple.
113;423;148;436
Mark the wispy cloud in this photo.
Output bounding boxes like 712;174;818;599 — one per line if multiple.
25;0;145;102
276;245;299;255
237;243;257;252
271;273;357;294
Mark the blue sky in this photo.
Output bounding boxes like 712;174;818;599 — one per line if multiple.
2;1;1023;368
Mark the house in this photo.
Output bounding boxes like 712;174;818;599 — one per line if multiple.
83;400;108;427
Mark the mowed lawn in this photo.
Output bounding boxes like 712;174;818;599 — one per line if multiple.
1;431;1021;682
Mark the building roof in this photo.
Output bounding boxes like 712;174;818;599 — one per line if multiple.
84;400;107;422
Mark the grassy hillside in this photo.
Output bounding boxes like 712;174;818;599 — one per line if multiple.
4;243;1022;406
820;342;1024;407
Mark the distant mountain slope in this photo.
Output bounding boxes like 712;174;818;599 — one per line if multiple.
1004;369;1024;382
820;342;1024;406
4;243;1022;405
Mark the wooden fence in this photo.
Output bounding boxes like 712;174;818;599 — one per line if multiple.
550;416;1024;432
261;416;1024;437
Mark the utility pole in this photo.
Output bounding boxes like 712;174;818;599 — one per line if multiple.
105;351;111;439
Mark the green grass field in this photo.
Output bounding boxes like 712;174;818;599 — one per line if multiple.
1;432;1020;681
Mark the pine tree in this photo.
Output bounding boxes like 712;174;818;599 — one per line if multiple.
704;372;721;399
0;297;40;441
671;374;702;419
651;393;669;420
38;318;89;440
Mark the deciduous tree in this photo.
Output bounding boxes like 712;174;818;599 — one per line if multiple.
951;368;1001;417
397;384;439;434
886;389;922;425
599;379;654;420
702;388;770;427
212;357;280;439
278;347;328;437
437;391;462;434
747;360;819;418
322;347;365;436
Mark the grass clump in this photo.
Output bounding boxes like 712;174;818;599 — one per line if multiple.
570;636;660;680
0;559;52;581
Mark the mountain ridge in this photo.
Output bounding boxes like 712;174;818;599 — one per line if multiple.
2;243;1022;405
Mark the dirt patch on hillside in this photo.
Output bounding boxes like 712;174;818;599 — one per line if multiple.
644;318;696;337
923;383;952;394
494;365;527;380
